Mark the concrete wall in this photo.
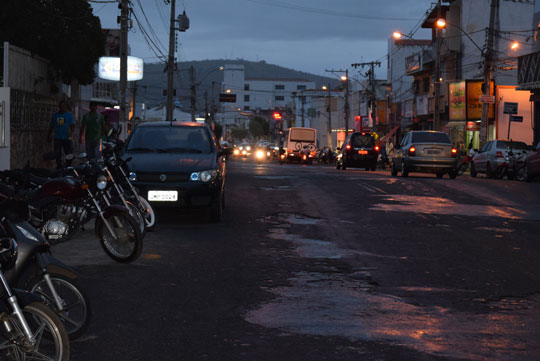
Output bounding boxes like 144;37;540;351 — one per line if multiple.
496;86;534;144
6;44;55;95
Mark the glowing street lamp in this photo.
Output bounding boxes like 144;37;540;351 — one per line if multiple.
511;41;519;50
436;18;446;28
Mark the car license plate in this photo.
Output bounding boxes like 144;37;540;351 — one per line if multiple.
358;150;368;155
148;190;178;201
426;149;440;155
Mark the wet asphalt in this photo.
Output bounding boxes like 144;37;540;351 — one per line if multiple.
53;159;540;361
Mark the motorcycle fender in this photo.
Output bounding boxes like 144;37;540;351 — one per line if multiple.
13;289;43;307
38;253;78;280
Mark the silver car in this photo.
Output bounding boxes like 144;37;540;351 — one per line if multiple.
470;140;532;178
391;131;458;178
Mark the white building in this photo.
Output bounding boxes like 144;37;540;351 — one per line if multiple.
219;64;315;128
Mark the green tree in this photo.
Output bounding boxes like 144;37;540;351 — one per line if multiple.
249;116;269;139
230;127;249;141
0;0;104;85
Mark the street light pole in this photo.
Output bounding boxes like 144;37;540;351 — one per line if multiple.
119;0;129;132
166;0;176;121
344;69;350;137
433;0;442;131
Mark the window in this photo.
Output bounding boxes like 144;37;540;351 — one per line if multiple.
297;85;306;90
423;78;430;93
411;132;450;144
244;84;250;91
275;84;285;90
243;106;250;111
244;95;250;102
275;95;285;101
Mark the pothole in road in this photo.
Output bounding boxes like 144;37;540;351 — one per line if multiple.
246;271;540;361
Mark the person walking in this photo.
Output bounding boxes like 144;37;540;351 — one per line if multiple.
80;101;105;159
47;100;75;169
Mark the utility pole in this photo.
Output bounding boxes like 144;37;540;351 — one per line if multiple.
190;66;196;122
204;90;209;123
351;61;381;131
300;93;305;127
166;0;176;121
326;69;350;141
326;86;332;149
433;0;442;131
119;0;129;133
210;81;216;123
480;0;499;144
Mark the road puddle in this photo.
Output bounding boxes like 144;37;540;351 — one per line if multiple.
370;194;540;220
277;213;320;225
246;271;540;360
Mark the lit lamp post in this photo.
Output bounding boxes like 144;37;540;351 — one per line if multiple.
341;72;350;138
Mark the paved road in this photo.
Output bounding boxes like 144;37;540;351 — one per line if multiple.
53;160;540;361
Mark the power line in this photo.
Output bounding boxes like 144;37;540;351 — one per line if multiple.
243;0;419;21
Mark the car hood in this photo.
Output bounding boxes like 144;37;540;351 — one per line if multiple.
124;152;215;173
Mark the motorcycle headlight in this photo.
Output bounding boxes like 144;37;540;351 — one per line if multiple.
97;175;108;190
129;172;137;181
190;170;218;182
256;150;265;159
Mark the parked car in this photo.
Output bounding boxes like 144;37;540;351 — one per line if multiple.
522;141;540;181
391;131;458;178
336;132;380;170
470;140;532;178
123;121;230;222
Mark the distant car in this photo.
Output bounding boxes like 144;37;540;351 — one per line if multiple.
470;140;532;178
123;121;230;222
524;142;540;181
391;131;458;178
336;132;379;170
233;143;251;158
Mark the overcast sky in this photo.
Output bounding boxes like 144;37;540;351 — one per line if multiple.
92;0;440;79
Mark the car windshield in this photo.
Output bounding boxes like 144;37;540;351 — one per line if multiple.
351;134;374;147
411;132;451;144
496;141;529;150
127;126;212;153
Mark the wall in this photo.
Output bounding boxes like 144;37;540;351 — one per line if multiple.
496;86;534;144
0;88;10;170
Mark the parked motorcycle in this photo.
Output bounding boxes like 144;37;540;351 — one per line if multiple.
0;186;91;339
0;236;70;361
102;133;156;232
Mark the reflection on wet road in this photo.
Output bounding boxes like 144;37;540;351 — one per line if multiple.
370;194;540;220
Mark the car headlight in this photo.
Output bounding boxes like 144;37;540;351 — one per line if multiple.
246;146;251;151
97;175;108;190
267;151;271;157
233;149;239;155
190;170;218;182
16;225;40;242
129;172;137;181
256;150;265;159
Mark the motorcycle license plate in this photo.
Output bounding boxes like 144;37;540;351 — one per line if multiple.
148;190;178;201
358;150;368;155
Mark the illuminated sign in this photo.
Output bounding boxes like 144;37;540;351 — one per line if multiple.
98;56;144;81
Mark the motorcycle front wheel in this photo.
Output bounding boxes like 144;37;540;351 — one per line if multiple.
97;213;143;263
0;301;70;361
25;273;91;340
135;195;157;232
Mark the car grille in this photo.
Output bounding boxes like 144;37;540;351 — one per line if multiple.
136;173;190;183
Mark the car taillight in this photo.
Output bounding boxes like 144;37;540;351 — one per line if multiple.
374;145;380;152
496;151;504;158
345;144;352;152
408;146;416;156
451;148;458;158
303;155;307;160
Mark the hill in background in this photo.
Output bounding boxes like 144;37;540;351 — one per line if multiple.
135;59;341;112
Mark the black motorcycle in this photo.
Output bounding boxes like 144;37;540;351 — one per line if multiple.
0;236;70;361
0;185;91;339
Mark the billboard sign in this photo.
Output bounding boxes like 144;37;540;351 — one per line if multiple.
98;56;144;81
467;80;494;120
449;81;466;121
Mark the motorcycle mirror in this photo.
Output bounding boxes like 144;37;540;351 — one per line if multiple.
78;152;88;159
65;154;74;161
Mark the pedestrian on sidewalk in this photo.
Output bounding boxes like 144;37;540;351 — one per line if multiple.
80;101;105;159
47;100;75;169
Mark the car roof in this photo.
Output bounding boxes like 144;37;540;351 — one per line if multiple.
136;121;208;128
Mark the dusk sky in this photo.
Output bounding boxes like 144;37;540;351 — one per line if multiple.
92;0;442;79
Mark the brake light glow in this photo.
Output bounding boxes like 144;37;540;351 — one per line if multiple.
303;155;307;160
451;148;458;158
345;144;352;151
409;146;416;156
496;151;504;158
374;145;380;152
